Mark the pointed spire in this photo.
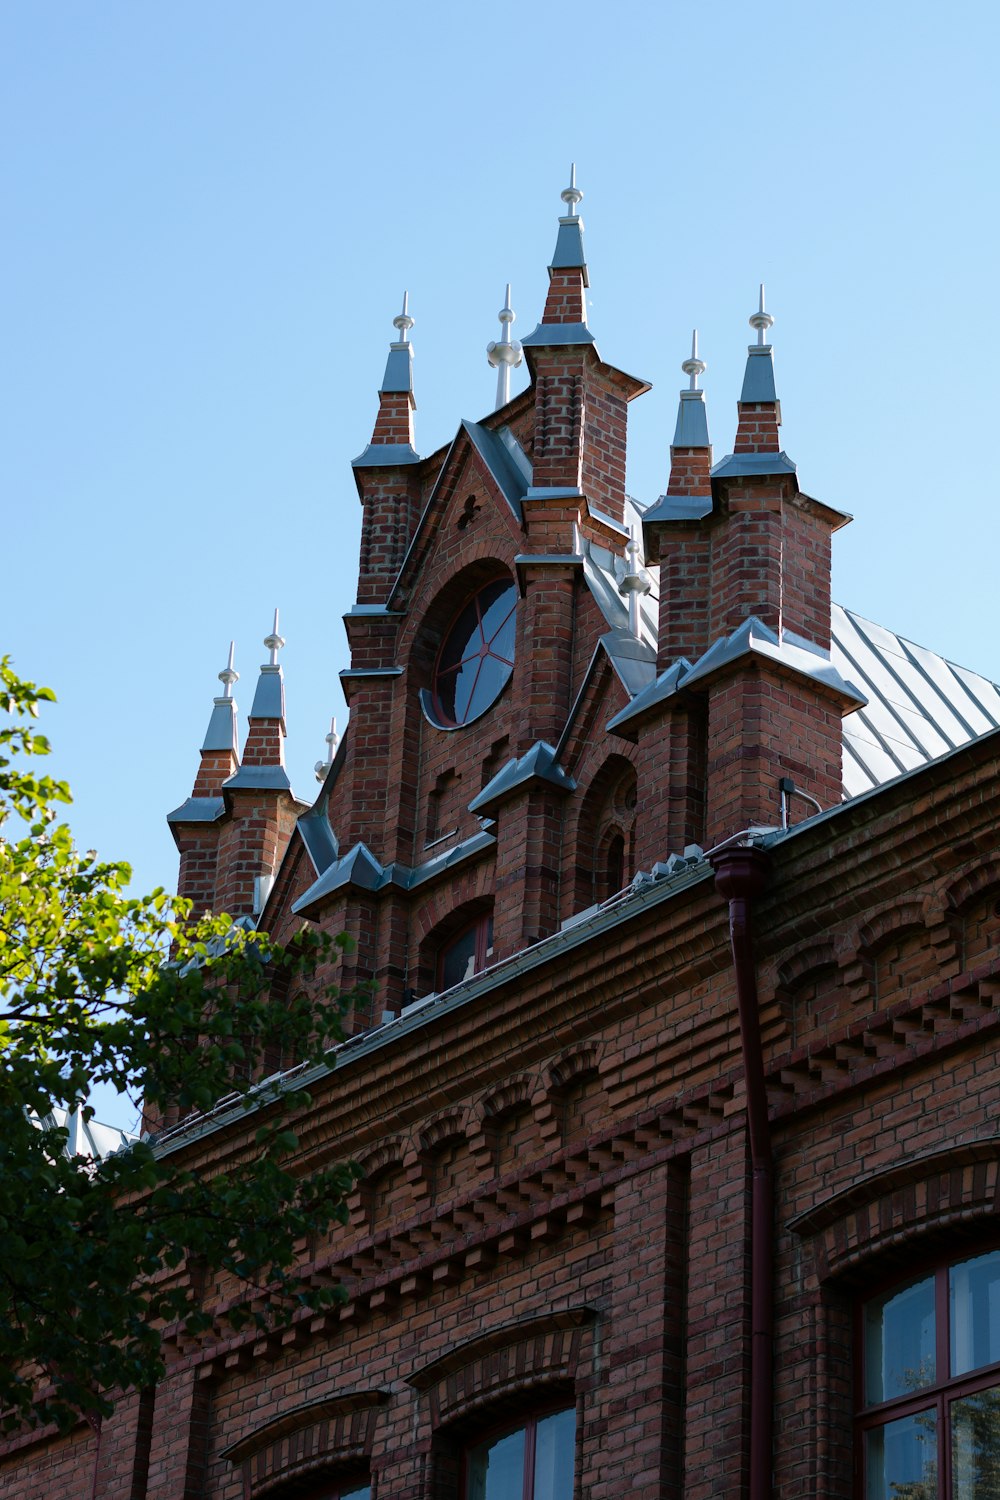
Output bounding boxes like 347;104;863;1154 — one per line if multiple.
380;291;415;395
521;165;593;340
672;329;711;450
249;608;286;726
314;716;340;782
736;283;780;445
201;641;240;754
550;163;587;277
357;295;420;460
486;284;524;409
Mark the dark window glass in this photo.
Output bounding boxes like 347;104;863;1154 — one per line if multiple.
859;1250;1000;1496
951;1251;1000;1378
865;1276;936;1403
865;1411;937;1500
438;913;493;992
466;1409;574;1500
434;580;516;727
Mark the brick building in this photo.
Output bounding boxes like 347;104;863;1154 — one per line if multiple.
6;174;1000;1499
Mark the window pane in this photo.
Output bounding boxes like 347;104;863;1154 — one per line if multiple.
951;1251;1000;1377
467;1426;526;1500
341;1488;371;1500
533;1409;575;1500
865;1410;937;1500
952;1383;1000;1499
479;583;516;659
865;1276;936;1403
440;926;478;990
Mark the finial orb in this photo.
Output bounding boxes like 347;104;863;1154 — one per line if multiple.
561;163;583;214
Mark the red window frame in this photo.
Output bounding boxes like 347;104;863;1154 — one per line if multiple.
855;1245;1000;1497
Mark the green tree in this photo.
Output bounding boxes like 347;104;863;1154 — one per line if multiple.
0;659;358;1432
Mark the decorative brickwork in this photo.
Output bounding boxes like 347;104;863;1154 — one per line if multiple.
9;191;1000;1500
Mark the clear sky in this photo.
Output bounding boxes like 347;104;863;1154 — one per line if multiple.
4;0;999;1097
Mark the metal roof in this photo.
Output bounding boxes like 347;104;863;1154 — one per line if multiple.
833;605;1000;798
582;544;1000;802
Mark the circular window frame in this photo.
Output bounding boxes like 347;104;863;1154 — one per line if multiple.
419;578;517;732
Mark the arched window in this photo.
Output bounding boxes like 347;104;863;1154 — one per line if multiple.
430;579;517;728
465;1407;575;1500
858;1247;1000;1496
438;911;494;991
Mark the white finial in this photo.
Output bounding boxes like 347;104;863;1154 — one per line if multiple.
314;716;340;782
561;162;583;217
263;607;285;666
619;526;650;640
393;290;414;344
486;282;524;409
681;328;707;392
218;640;239;699
749;282;774;347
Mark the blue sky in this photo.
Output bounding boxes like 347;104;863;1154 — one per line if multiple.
4;1;999;1082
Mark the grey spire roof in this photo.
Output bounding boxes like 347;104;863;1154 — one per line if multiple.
248;608;286;721
550;162;588;274
380;291;415;394
201;641;239;753
673;330;710;447
740;284;777;402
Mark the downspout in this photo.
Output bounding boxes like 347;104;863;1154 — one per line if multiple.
711;844;772;1500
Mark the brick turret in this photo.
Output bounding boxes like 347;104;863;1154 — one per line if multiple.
166;643;240;917
697;296;862;842
622;308;864;858
214;611;304;917
520;167;645;541
352;296;423;606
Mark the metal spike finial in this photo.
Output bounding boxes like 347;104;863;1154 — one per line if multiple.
218;640;239;699
486;283;524;409
681;328;707;392
749;282;774;346
560;162;583;217
314;716;340;782
263;607;285;667
393;290;414;345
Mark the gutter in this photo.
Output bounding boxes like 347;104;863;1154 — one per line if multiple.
711;845;772;1500
153;855;716;1158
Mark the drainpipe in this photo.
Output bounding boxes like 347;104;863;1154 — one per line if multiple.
711;844;772;1500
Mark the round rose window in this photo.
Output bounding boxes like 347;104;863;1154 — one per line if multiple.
431;579;517;727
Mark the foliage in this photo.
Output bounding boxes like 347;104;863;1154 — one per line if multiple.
0;659;358;1432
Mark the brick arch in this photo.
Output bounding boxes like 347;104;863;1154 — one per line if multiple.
776;939;840;992
223;1390;388;1498
418;1108;470;1156
413;868;497;945
405;1308;595;1432
480;1074;537;1122
413;888;496;996
353;1135;408;1181
398;551;518;675
547;1043;601;1092
945;859;1000;914
943;863;1000;974
347;1136;410;1232
568;752;639;912
856;900;928;956
788;1134;1000;1283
